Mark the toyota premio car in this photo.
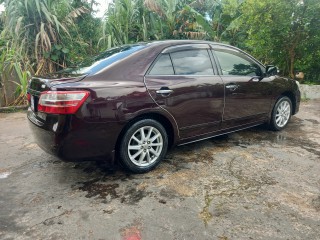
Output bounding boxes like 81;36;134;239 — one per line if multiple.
27;40;300;173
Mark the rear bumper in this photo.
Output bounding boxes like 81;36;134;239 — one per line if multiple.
27;109;122;161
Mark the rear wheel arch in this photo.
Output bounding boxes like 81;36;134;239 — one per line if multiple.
115;112;176;158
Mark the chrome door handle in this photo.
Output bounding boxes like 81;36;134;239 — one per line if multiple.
156;89;173;94
226;84;238;90
250;76;261;82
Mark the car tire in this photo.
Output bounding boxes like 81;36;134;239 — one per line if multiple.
269;96;292;131
119;119;168;173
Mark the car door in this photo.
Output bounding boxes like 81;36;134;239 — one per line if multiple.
211;45;274;129
144;44;224;140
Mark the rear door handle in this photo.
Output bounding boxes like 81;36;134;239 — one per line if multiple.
156;89;173;94
226;84;239;91
250;76;262;82
156;89;173;95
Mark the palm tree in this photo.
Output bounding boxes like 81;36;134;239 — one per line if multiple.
102;0;142;47
144;0;179;38
2;0;87;74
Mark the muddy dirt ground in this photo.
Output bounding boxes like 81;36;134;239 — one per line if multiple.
0;100;319;240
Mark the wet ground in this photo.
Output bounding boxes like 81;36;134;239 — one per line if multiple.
0;100;319;240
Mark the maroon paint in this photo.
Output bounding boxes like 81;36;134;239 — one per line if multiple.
27;40;300;163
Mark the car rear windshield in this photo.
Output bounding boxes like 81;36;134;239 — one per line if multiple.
58;44;146;75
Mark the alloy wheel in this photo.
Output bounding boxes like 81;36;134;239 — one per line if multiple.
275;100;291;128
127;126;163;167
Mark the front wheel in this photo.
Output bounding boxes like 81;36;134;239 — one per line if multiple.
269;96;292;131
119;119;168;173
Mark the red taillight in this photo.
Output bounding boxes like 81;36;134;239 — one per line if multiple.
38;91;90;114
27;93;31;102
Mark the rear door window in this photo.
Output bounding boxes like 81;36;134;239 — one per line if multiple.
148;49;214;75
170;50;214;75
149;54;174;75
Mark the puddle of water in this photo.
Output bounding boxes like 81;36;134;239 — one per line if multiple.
79;181;119;199
120;187;149;205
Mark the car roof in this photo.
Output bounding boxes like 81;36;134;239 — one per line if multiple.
143;40;218;48
83;40;265;81
139;40;247;55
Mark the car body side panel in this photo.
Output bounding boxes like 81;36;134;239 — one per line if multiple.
145;75;224;139
221;76;274;129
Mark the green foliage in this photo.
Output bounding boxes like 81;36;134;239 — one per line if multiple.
2;0;88;74
100;0;222;46
1;0;320;107
11;62;31;100
0;42;31;105
239;0;320;80
43;44;70;64
66;0;102;63
173;5;212;39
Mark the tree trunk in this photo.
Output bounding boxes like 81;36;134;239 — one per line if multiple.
289;50;295;78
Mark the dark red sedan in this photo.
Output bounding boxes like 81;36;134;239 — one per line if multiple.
27;40;300;173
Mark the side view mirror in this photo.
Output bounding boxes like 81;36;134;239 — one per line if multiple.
266;65;278;76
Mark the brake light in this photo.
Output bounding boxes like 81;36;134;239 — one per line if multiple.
27;93;31;103
38;91;90;114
